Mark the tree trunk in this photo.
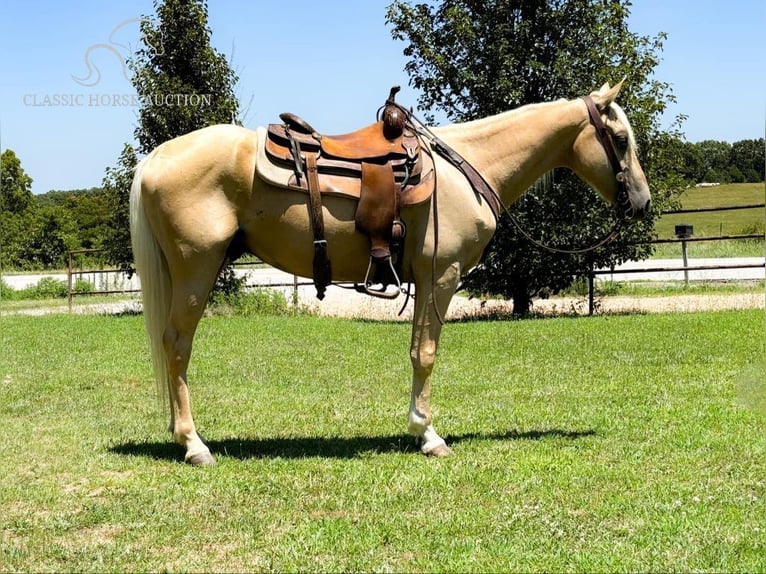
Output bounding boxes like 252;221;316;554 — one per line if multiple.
510;281;532;317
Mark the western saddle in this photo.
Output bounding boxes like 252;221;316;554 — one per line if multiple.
264;86;434;300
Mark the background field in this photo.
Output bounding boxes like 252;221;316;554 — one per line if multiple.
655;183;764;238
1;310;764;571
652;183;764;258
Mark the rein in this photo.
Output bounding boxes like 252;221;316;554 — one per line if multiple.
394;97;633;256
393;105;505;221
381;97;635;322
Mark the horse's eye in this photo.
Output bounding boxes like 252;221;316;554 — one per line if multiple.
615;135;629;151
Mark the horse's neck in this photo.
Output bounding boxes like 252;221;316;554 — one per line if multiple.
432;99;585;206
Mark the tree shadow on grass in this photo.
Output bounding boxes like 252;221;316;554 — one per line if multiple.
109;427;596;463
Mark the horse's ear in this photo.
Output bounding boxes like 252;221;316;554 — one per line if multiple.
591;80;624;110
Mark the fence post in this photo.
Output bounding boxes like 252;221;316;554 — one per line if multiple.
675;224;693;286
588;258;595;316
681;240;689;285
67;251;73;312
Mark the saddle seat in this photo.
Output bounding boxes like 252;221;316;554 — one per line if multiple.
279;114;408;160
258;87;435;300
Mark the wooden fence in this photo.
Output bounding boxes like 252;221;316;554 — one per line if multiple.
66;203;764;314
585;202;765;314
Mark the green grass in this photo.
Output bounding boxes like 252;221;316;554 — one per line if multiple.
1;311;764;571
596;279;765;297
0;294;141;314
652;183;765;258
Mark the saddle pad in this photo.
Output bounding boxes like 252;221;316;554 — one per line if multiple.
254;127;436;206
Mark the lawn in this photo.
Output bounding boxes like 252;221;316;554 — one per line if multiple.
0;310;764;571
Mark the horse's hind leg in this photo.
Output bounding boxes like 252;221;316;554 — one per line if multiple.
164;249;227;466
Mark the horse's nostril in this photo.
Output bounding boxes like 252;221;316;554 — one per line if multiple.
643;199;651;217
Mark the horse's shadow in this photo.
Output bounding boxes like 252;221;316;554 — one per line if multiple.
109;428;596;462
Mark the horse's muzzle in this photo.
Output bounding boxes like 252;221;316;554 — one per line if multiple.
628;198;651;220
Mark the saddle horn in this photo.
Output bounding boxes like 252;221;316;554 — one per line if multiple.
382;86;406;140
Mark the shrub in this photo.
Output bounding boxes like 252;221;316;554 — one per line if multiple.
208;266;248;306
209;286;294;317
236;289;291;316
0;279;18;301
73;278;94;293
28;277;68;299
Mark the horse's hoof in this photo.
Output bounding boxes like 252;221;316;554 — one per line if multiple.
185;450;216;466
423;443;453;458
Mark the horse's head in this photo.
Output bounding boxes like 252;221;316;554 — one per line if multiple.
571;82;651;220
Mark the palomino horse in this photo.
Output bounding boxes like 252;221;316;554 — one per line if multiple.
130;82;650;465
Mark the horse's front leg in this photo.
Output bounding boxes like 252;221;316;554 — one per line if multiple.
408;262;460;457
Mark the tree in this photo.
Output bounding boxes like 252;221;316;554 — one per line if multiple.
1;150;35;269
20;207;78;269
131;0;240;154
103;0;241;271
1;150;33;215
37;188;112;253
102;144;138;272
696;140;732;183
669;138;706;183
387;0;684;315
730;139;765;183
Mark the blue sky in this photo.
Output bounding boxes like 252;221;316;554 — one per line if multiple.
1;0;763;194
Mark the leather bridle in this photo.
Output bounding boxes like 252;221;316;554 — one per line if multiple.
582;95;634;221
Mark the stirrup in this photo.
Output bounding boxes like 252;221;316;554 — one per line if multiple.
356;256;405;300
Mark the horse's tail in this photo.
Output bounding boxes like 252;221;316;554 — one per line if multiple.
129;153;171;406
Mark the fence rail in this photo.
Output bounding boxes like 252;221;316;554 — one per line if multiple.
662;203;764;214
67;249;140;310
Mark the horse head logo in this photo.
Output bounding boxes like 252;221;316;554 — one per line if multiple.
72;17;164;87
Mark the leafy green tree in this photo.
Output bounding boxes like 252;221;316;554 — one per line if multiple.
0;214;26;269
670;139;706;183
1;150;33;215
696;140;732;183
730;139;764;183
131;0;240;154
18;207;78;269
102;144;138;272
1;150;35;269
37;188;112;253
104;0;241;272
387;0;684;315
